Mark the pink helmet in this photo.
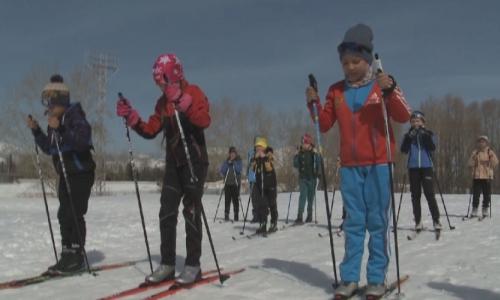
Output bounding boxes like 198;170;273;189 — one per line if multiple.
302;133;313;145
152;53;184;85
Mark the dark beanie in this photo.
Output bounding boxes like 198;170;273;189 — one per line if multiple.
337;24;374;64
410;111;426;122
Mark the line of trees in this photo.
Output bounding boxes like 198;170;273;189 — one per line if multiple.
2;66;499;194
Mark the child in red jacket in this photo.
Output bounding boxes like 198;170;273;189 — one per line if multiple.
117;53;210;285
306;24;411;299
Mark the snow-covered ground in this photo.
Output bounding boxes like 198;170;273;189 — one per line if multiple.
1;181;499;299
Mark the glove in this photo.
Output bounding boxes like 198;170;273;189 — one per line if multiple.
175;93;192;113
165;82;182;101
306;86;319;104
116;98;140;127
165;83;192;113
408;127;419;139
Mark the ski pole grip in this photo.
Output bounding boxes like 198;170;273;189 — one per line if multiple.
374;53;384;74
308;74;318;92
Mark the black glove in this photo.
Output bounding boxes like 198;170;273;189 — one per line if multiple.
408;127;419;139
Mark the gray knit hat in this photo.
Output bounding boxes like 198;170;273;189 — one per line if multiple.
337;24;374;64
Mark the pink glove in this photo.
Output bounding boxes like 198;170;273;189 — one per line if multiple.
175;93;192;113
164;82;192;113
165;82;182;101
116;98;140;127
116;99;132;117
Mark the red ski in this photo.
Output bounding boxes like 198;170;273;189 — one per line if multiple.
98;269;221;300
0;261;137;290
144;268;245;300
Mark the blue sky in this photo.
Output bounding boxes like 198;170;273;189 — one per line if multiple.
1;0;500;154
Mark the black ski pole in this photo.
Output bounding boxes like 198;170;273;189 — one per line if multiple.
314;178;319;224
374;54;402;294
30;118;58;263
490;179;492;218
53;132;92;274
465;164;476;218
433;170;455;230
285;174;294;224
213;169;230;222
240;183;253;235
118;93;154;273
173;109;228;284
396;173;407;225
233;167;245;221
329;166;340;222
309;74;338;287
285;189;293;224
429;154;455;229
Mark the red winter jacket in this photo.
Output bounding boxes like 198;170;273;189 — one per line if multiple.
309;81;411;167
133;80;211;166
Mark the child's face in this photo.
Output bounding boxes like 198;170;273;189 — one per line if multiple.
341;54;370;83
410;118;424;128
229;152;236;160
255;146;265;157
48;105;66;118
477;139;488;149
302;143;312;151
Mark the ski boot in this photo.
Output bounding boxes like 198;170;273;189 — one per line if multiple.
415;221;423;232
224;213;230;222
433;221;442;230
54;247;84;274
294;215;304;225
334;281;358;299
145;264;175;283
482;207;489;218
256;222;267;234
47;246;71;273
268;221;278;233
176;265;201;285
234;212;239;222
305;213;313;223
471;207;479;218
365;283;386;299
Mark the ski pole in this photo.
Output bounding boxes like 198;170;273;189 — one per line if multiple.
173;109;227;284
233;167;245;221
29;117;58;263
433;170;456;230
396;173;407;225
213;168;230;222
53;132;92;274
428;154;455;229
240;183;253;235
465;164;476;218
314;177;319;224
490;179;492;218
285;174;294;224
373;54;402;294
118;93;154;273
329;166;340;222
285;189;293;224
308;73;338;287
